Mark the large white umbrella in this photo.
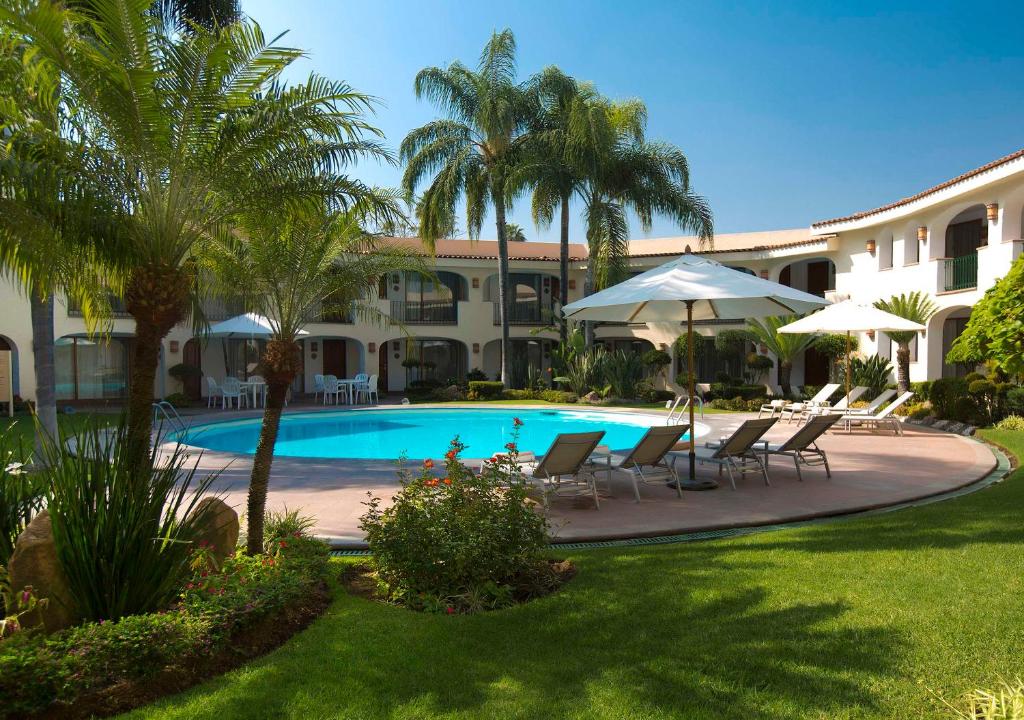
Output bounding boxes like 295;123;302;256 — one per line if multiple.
777;300;925;398
563;254;829;488
207;313;308;376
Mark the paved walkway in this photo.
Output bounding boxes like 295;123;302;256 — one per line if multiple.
165;405;997;547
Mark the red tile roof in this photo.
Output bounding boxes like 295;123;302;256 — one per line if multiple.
812;147;1024;228
388;237;588;262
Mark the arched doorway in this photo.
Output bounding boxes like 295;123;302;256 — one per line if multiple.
0;335;19;411
181;338;203;400
939;205;986;291
381;337;468;391
778;257;836;298
926;305;974;379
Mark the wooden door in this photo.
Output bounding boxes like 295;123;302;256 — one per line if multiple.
322;339;347;377
378;342;388;393
803;346;830;386
806;261;830;297
182;339;202;400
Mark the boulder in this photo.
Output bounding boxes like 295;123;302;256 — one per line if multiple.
7;510;79;632
583;391;601;404
189;497;239;565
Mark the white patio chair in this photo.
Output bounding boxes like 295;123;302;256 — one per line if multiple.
313;374;325;402
800;386;869;423
757;398;786;418
220;377;246;410
838;388;897;416
206;376;222;408
355;374;379;405
780;383;840;423
840;391;914;435
323;375;341;405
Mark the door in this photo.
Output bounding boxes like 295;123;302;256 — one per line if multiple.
182;339;202;400
322;339;347;377
806;261;831;297
803;347;830;386
378;342;388;393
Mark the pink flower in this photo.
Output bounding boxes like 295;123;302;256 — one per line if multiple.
505;442;517;453
446;607;454;615
512;417;523;427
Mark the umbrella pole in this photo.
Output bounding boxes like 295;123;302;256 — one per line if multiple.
845;330;852;400
678;300;717;491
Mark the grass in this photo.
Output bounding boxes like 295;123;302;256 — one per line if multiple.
117;429;1024;720
0;412;115;455
414;399;736;413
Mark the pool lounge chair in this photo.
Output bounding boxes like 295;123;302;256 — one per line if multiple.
779;383;840;423
521;431;606;510
597;424;690;502
758;413;842;481
757;398;787;419
838;388;897;415
670;417;778;490
800;386;869;423
840;391;914;435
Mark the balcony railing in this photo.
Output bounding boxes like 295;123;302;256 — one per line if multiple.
67;294;131;319
202;299;246;322
492;299;556;326
308;301;354;324
941;253;978;292
390;299;457;325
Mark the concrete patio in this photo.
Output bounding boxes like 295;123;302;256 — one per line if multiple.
166;405;999;547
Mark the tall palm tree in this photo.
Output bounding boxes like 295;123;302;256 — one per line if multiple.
401;29;533;388
505;222;526;242
0;20;118;453
874;291;937;393
5;0;395;474
517;69;714;345
744;315;816;394
203;203;424;554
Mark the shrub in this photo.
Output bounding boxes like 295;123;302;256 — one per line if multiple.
950;396;986;426
603;350;645;399
502;389;536;400
539;389;577;404
929;377;969;420
0;534;329;717
995;415;1024;431
640;349;671;375
1006;387;1024;416
743;352;774;383
168;363;202;384
467;380;504;400
554;348;606;397
845;354;892;396
968;379;998;424
263;508;316;546
0;430;41;568
466;368;488;382
903;402;932;420
708;383;764;401
161;391;191;408
431;385;465;402
963;371;985;384
946;677;1024;720
37;419;219;622
910;380;933;402
360;428;549;613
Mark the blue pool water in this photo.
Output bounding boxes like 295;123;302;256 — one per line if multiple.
175;408;707;460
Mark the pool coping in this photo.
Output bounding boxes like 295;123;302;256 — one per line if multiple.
328;436;1010;554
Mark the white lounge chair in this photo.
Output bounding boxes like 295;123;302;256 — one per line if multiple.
839;391;915;435
598;424;690;502
800;386;870;423
671;417;779;490
758;413;842;481
757;398;786;418
520;431;606;510
780;383;840;423
839;388;897;415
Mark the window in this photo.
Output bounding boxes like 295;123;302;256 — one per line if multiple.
55;337;131;401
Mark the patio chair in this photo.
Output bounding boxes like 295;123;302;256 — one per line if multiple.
779;383;840;423
671;417;778;490
220;377;246;410
838;388;897;415
355;374;379;405
600;424;690;501
758;413;842;481
520;431;606;510
206;376;222;408
840;391;914;435
323;375;341;405
313;374;325;402
757;398;786;419
800;386;869;423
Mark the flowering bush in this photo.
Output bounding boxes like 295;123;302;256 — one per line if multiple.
360;420;551;613
0;528;329;717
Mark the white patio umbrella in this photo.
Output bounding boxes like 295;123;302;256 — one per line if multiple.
207;313;308;376
563;254;829;489
776;300;925;399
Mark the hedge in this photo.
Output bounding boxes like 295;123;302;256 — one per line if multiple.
467;381;504;400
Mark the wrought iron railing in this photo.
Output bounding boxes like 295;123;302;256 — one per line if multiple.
390;299;457;325
66;294;131;319
942;253;978;292
492;299;556;325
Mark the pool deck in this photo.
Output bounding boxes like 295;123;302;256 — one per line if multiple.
164;404;999;547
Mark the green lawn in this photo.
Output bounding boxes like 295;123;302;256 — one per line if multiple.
118;429;1024;720
0;412;114;455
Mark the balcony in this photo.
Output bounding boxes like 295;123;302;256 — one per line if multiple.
390;299;457;325
67;294;131;319
940;253;978;293
492;299;556;326
309;301;354;324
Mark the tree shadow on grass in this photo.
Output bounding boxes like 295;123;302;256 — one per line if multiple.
132;548;905;720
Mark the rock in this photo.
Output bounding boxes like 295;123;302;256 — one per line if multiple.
945;422;965;435
961;425;977;436
919;416;938;426
932;420;950;431
7;510;79;632
583;391;601;404
189;498;239;565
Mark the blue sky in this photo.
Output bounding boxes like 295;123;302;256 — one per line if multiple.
242;0;1024;240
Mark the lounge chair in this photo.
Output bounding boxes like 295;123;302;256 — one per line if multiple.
521;431;606;509
757;398;787;418
598;424;690;502
758;413;841;481
800;386;869;423
779;383;840;423
838;388;897;415
839;391;914;435
671;417;778;490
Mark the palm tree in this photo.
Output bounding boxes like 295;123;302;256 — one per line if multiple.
517;69;713;345
203;204;424;554
505;222;527;242
0;20;118;454
874;291;937;393
6;0;395;474
401;29;533;388
744;315;816;394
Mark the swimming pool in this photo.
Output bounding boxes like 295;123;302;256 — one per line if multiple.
174;407;708;460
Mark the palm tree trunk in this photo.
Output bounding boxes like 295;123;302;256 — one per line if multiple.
245;338;301;554
246;379;288;555
896;344;910;394
583;252;596;347
29;289;57;456
558;192;570;345
494;193;512;388
124;263;190;478
779;360;793;395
